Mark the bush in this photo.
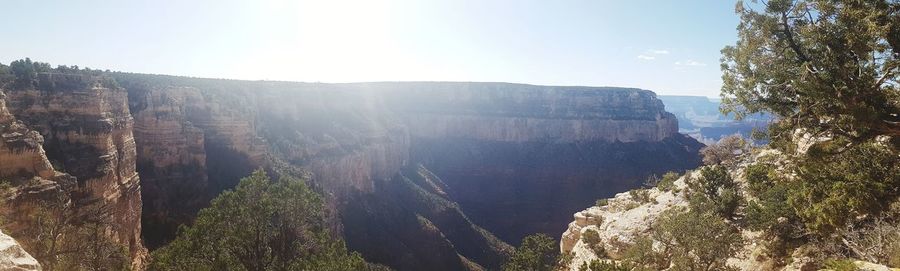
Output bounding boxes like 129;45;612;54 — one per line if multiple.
657;172;680;192
652;208;742;271
502;234;561;271
700;135;748;166
596;199;609;207
744;163;777;197
629;189;652;204
578;260;635;271
582;229;606;257
823;259;859;271
687;166;743;219
620;236;667;270
842;217;900;267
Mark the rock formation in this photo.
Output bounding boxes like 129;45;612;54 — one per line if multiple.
380;82;702;243
2;74;147;268
559;149;900;271
0;230;40;271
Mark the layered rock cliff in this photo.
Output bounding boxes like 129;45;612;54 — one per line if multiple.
4;69;702;270
2;73;147;267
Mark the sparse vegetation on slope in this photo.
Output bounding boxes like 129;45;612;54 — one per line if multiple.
565;0;900;267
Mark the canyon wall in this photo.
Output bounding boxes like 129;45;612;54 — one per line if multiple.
378;82;678;143
2;73;148;266
374;82;702;244
3;72;701;270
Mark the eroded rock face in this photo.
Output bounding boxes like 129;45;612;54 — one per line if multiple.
2;74;147;267
378;83;700;244
0;91;54;180
380;83;679;143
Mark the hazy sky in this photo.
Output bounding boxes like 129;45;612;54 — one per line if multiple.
2;0;739;97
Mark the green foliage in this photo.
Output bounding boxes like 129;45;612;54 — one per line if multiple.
687;166;743;219
742;164;803;260
656;172;680;192
595;199;608;208
700;135;749;166
744;163;777;197
823;259;860;271
720;0;900;145
628;189;652;204
149;170;372;271
652;208;742;271
622;202;640;211
577;260;636;271
0;64;13;85
788;142;900;234
581;229;606;257
502;234;560;271
620;236;667;270
8;58;52;89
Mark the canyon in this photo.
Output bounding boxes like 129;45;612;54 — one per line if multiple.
1;71;702;270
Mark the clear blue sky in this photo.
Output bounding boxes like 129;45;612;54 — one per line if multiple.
1;0;740;97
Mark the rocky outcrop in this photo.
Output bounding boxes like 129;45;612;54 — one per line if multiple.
0;230;40;271
559;148;900;271
0;91;55;180
2;73;147;267
560;173;692;269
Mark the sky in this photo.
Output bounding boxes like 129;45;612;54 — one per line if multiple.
1;0;740;97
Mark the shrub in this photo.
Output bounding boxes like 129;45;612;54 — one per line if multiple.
578;260;635;271
623;202;640;211
687;165;743;219
629;189;652;204
502;234;560;271
657;172;680;192
743;180;801;259
652;208;742;271
596;199;609;207
581;229;606;257
620;236;667;270
842;217;900;267
744;163;777;197
700;135;748;166
823;259;859;271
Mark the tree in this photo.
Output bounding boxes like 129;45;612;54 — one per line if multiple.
788;141;900;234
720;0;900;146
502;234;561;271
8;58;51;89
149;170;374;271
9;191;129;271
